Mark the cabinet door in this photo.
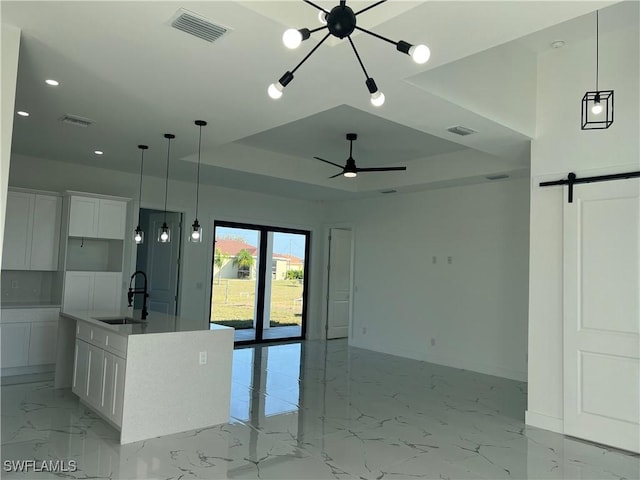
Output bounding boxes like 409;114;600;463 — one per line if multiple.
72;339;90;399
68;196;99;238
28;321;58;365
86;343;104;408
97;199;126;240
93;273;122;311
30;195;62;270
0;323;31;368
1;191;34;270
63;272;95;311
102;352;126;426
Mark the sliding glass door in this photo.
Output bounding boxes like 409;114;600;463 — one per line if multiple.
210;221;309;344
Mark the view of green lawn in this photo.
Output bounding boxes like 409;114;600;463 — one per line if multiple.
211;278;303;329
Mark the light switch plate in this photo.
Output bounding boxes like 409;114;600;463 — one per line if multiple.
199;351;207;365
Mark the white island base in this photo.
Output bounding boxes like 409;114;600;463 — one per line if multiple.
55;310;234;444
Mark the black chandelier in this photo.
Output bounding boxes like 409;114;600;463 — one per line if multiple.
268;0;430;107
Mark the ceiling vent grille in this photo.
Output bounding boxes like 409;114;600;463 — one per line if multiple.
447;125;476;136
59;114;93;128
486;174;510;180
171;9;228;43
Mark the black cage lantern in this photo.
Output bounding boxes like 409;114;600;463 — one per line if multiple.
581;90;614;130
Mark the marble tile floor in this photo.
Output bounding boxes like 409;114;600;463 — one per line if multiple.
1;339;638;479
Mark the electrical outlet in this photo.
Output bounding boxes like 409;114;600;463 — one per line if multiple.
199;351;207;365
430;337;436;347
11;280;18;289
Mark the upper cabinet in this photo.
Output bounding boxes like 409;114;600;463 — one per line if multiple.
2;190;61;271
68;196;126;240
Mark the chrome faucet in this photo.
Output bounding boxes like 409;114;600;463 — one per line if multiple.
128;270;149;320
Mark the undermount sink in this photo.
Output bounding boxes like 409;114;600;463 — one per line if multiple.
93;316;145;325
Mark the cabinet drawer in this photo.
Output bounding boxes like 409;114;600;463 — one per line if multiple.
105;333;127;357
90;327;108;348
77;321;92;342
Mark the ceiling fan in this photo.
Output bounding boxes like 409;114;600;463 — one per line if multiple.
313;133;407;178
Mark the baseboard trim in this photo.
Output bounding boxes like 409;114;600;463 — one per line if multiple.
525;410;564;434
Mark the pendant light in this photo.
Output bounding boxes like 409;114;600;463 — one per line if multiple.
189;120;207;243
581;10;614;130
158;133;174;243
133;144;148;244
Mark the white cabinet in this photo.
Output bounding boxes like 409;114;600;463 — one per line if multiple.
63;272;122;311
2;191;61;270
0;308;60;371
0;323;31;368
68;196;126;240
72;322;126;426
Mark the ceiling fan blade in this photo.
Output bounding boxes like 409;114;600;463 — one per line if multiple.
356;166;407;172
313;156;344;169
328;172;343;179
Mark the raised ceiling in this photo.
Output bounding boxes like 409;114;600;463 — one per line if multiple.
3;0;627;200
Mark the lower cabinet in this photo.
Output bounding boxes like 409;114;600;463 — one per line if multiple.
73;334;126;427
0;323;31;368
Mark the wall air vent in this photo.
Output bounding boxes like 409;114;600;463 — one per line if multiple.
171;9;229;43
380;189;397;194
486;174;510;180
447;125;476;136
59;114;93;128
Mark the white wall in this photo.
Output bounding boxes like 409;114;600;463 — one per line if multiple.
325;178;530;381
527;4;639;432
0;24;21;261
8;154;326;338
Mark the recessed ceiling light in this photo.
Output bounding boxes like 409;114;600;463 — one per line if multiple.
45;79;59;86
16;111;29;117
94;150;104;155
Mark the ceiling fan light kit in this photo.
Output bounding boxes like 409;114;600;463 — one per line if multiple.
268;0;430;105
314;132;407;178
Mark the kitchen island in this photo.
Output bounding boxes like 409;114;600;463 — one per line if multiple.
55;309;234;444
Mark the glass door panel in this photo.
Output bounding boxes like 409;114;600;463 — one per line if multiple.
211;225;260;343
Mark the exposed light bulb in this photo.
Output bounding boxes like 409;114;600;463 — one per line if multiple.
191;229;200;241
160;231;169;242
45;79;59;86
344;171;357;178
134;228;144;244
16;111;29;117
591;102;603;115
282;29;303;49
268;82;284;99
318;11;328;24
134;233;143;243
409;44;430;64
370;91;385;107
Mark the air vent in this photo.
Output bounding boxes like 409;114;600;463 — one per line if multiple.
59;114;93;128
380;189;397;194
486;174;510;180
447;125;476;136
171;9;229;43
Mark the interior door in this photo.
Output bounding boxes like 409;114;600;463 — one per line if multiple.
563;179;639;453
145;212;181;315
326;228;352;339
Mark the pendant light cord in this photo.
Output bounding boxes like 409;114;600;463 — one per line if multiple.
595;10;599;92
164;137;171;224
195;124;202;220
137;148;145;225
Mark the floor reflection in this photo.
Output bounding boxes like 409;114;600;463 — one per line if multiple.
2;339;638;479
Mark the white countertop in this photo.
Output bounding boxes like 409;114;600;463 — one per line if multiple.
60;309;233;336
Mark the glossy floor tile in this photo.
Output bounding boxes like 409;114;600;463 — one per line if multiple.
1;339;638;479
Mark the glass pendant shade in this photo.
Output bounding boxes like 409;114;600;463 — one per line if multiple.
158;223;171;243
134;226;144;244
189;219;202;243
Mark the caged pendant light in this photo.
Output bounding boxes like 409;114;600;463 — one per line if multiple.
581;10;614;130
189;120;207;243
158;133;175;243
133;144;148;244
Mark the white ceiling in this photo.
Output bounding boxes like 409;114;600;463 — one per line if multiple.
3;0;628;201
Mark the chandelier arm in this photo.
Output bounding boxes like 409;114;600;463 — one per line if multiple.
309;25;328;34
291;32;331;74
303;0;330;13
355;0;389;16
353;25;397;47
347;36;370;79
